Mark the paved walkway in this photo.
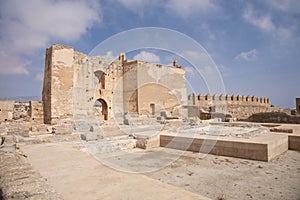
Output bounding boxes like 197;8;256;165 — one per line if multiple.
22;142;209;200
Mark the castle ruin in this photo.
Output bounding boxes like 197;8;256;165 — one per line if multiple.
1;44;282;125
42;44;187;124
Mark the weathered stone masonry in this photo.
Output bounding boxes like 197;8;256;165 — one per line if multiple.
187;93;276;119
42;44;187;124
0;100;14;122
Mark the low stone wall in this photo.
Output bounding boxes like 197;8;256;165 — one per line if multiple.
29;101;44;123
13;102;30;120
247;112;300;124
288;135;300;151
160;133;288;162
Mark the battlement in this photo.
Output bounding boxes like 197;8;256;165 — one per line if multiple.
187;93;274;119
188;93;270;106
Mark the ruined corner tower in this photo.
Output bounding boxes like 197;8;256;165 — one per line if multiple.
42;44;85;124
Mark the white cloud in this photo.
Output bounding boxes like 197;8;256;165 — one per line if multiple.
183;50;208;60
116;0;156;16
104;51;117;59
0;51;30;75
243;5;275;32
184;66;197;76
133;51;161;63
242;4;296;40
235;49;258;61
35;73;44;81
165;0;217;18
117;0;218;18
0;0;101;75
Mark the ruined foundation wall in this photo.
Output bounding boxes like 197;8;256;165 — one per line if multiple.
247;112;300;124
188;93;275;119
13;102;30;120
0;100;14;122
29;101;44;122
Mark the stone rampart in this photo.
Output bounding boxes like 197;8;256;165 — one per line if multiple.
187;93;280;119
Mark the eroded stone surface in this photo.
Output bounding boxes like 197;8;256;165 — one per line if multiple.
0;143;62;199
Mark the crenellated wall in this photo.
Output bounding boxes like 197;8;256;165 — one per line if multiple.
187;93;280;119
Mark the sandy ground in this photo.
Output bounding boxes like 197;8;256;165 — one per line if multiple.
21;140;300;200
18;123;300;200
21;142;207;200
147;149;300;200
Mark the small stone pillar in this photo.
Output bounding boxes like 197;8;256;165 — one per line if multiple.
173;60;178;67
119;53;126;63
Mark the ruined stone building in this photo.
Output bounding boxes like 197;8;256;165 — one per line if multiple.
0;44;294;127
42;44;187;124
40;44;280;125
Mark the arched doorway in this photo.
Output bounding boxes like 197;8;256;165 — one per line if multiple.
94;98;108;120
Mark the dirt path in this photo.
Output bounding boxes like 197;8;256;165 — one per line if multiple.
21;142;208;200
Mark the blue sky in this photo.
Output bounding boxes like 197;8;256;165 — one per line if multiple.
0;0;299;108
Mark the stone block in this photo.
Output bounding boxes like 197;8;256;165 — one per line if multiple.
80;132;103;141
270;128;293;133
136;135;160;149
160;133;288;162
288;135;300;151
52;123;73;135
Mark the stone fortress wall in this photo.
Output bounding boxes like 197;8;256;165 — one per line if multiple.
187;93;282;119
